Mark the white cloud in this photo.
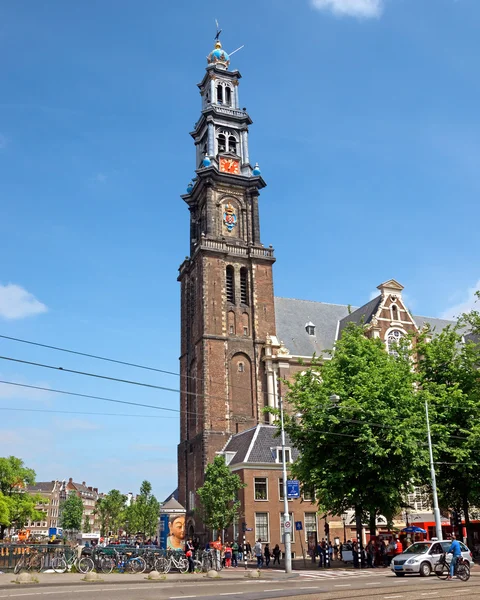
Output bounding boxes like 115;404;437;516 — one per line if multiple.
311;0;384;18
441;279;480;320
0;283;47;319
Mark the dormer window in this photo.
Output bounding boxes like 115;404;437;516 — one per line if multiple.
273;447;292;464
305;322;315;336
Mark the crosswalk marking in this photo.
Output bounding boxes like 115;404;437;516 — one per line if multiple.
299;569;387;580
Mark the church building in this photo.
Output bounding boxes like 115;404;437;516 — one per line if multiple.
177;36;455;548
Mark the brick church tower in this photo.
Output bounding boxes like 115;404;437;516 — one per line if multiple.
177;36;276;534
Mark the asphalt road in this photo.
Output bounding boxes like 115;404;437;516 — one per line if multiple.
0;570;478;600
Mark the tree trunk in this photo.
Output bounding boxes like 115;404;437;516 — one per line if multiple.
369;511;377;539
0;524;5;540
462;496;471;547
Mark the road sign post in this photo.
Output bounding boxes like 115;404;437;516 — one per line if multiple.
295;521;306;568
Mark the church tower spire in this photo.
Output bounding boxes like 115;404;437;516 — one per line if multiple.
177;35;277;535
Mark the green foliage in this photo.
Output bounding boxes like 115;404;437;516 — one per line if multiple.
415;311;480;544
83;514;91;534
0;456;43;538
196;455;246;535
282;323;428;524
95;489;127;537
60;492;84;532
127;481;160;539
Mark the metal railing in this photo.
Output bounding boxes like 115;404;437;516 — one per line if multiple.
0;544;75;572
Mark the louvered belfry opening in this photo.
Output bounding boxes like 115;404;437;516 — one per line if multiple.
240;267;248;305
226;266;235;303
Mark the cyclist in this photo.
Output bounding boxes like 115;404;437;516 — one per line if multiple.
446;535;462;580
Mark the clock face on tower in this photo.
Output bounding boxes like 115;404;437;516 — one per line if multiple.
219;157;240;175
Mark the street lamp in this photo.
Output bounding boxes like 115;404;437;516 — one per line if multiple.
425;397;443;540
341;513;347;544
279;396;292;574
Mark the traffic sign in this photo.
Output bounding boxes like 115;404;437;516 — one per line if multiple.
284;520;291;530
287;480;300;498
295;521;303;531
246;528;253;531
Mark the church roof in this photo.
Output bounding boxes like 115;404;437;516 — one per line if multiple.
224;424;299;465
274;296;456;357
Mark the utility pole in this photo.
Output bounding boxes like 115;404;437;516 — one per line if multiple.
279;396;292;573
425;397;443;540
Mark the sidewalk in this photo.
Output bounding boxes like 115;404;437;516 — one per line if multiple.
0;568;298;590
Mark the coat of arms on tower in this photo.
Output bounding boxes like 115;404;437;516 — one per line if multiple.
223;203;237;232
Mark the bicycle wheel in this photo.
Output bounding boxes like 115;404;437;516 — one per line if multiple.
125;557;143;574
30;554;44;573
14;558;25;575
177;557;189;574
155;556;172;574
434;561;449;579
457;564;470;582
193;559;202;573
77;557;94;574
97;555;115;574
51;556;67;574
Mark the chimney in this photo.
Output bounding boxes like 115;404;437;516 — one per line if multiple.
82;482;86;486
68;477;73;483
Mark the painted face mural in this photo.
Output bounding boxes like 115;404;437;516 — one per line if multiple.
167;514;185;550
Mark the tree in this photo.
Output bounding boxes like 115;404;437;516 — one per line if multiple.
128;481;160;540
415;311;480;547
83;514;91;534
0;456;44;539
281;323;428;542
94;489;127;537
60;492;84;535
196;455;246;539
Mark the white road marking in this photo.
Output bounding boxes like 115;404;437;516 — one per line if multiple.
219;594;243;597
265;590;285;592
335;584;352;587
169;597;197;599
299;587;319;590
384;596;403;599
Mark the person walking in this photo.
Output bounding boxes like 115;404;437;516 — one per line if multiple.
224;542;232;568
264;543;271;568
254;539;263;568
212;535;222;570
273;544;281;566
232;540;239;567
245;541;252;560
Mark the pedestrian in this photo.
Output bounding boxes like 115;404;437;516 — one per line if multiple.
273;544;281;566
366;540;375;568
316;541;324;568
386;537;396;567
237;540;243;562
264;543;271;567
232;540;239;567
224;542;232;568
212;535;222;570
328;542;334;563
245;541;252;560
186;537;195;573
254;538;263;568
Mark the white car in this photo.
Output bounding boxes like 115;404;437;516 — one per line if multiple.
391;540;473;577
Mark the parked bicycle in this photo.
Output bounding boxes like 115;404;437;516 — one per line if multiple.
113;549;146;573
434;553;470;581
14;549;44;574
155;550;188;574
51;548;93;574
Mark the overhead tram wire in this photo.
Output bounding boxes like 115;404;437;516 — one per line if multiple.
0;377;470;444
0;333;258;398
0;406;178;419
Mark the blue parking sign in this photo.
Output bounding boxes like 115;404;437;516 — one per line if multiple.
287;480;300;498
295;521;303;531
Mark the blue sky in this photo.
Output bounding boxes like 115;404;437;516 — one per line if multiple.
1;0;479;501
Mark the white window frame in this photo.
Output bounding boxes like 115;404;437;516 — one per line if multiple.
254;477;268;501
272;447;292;464
255;512;270;543
304;512;318;542
385;327;406;356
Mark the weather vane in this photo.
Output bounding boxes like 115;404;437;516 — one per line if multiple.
215;19;222;41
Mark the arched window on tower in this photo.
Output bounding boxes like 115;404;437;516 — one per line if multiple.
240;268;248;305
391;304;399;322
226;266;235;304
225;87;232;106
217;85;223;104
228;136;237;154
218;133;226;154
